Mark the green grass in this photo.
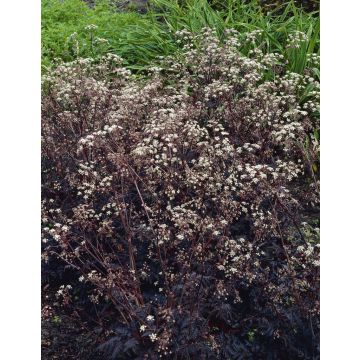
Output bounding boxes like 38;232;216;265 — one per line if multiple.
42;0;319;73
41;0;176;71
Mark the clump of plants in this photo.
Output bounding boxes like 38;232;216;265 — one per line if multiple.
42;0;319;75
42;28;319;359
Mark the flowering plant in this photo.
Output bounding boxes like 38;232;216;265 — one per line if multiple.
42;28;319;359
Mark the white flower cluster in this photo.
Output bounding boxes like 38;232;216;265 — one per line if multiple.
287;31;309;49
84;24;98;32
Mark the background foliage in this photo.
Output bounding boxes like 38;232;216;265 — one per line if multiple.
42;0;319;74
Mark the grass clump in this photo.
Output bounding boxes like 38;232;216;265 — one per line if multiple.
42;0;175;71
42;0;319;74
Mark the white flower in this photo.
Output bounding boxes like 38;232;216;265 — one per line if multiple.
84;24;98;31
146;315;155;322
140;325;146;332
149;333;158;342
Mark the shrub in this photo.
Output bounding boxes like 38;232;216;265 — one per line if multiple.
42;28;319;359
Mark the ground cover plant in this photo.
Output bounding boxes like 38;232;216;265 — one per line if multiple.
42;22;320;359
42;0;319;75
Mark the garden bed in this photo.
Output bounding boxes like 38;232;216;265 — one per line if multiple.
42;1;320;359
